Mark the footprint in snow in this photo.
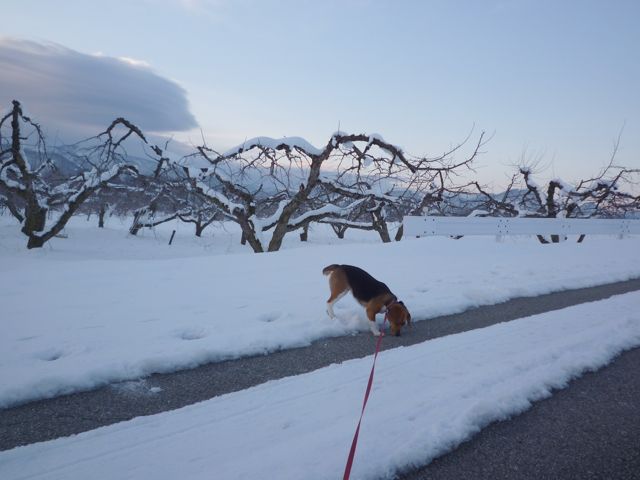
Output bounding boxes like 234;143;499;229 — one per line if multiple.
258;313;280;323
17;335;39;342
140;317;160;323
175;327;208;341
34;348;66;362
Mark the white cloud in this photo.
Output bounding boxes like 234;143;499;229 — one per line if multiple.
0;37;198;140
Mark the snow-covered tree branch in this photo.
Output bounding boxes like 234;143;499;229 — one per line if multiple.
0;100;141;248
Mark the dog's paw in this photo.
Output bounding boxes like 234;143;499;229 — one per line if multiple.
369;324;382;336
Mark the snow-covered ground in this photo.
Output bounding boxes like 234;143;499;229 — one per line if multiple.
1;291;639;480
1;215;640;409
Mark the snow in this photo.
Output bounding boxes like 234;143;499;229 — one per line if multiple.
1;215;640;409
192;177;245;214
222;136;324;157
367;133;385;145
287;198;368;227
0;166;25;191
318;176;398;202
1;291;639;480
551;177;575;193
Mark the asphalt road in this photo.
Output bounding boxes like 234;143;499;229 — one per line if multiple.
2;278;640;478
400;346;640;480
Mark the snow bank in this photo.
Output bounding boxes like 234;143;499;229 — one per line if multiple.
2;292;639;479
1;217;640;408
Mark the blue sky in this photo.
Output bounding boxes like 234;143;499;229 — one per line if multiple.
2;0;639;188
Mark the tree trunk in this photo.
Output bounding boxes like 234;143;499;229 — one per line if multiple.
21;204;46;237
11;101;47;240
376;226;391;243
536;234;550;244
299;224;308;242
27;234;46;249
394;223;404;241
536;231;563;244
129;210;145;235
372;206;391;243
238;217;264;252
3;198;24;223
98;204;108;228
268;228;286;252
331;224;347;239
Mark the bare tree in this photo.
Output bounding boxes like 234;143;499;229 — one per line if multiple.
513;136;639;242
470;174;520;218
1;101;497;250
0;101;140;248
183;138;369;252
181;131;487;252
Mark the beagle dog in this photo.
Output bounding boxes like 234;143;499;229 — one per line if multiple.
323;264;411;336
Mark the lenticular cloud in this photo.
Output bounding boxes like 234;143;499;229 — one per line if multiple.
0;37;198;139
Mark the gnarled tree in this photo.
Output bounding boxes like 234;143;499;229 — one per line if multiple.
0;100;139;248
182;131;486;252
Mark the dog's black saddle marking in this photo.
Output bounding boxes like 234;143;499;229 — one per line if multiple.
340;264;394;303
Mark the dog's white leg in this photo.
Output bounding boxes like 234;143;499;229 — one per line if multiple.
366;306;382;336
327;291;347;319
327;301;336;319
369;320;381;336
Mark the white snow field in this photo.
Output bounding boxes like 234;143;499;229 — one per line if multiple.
1;291;639;480
1;215;640;410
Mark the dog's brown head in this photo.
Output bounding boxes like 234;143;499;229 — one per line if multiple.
387;301;411;337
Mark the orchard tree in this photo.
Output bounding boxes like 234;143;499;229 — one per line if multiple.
183;130;487;252
0;100;139;248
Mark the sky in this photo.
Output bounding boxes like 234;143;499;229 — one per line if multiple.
1;0;639;189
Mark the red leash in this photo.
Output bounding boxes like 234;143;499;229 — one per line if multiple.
343;314;388;480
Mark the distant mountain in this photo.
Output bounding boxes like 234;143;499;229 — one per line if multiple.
24;145;159;176
23;148;638;219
